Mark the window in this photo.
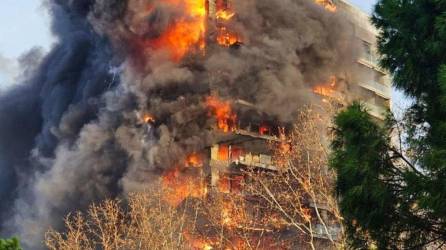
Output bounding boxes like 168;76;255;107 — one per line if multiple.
362;41;373;62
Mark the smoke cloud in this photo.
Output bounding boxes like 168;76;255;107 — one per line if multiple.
0;54;18;87
0;0;358;248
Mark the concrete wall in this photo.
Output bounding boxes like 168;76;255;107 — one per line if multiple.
336;0;392;120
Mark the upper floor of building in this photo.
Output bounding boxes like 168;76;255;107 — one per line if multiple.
335;0;392;119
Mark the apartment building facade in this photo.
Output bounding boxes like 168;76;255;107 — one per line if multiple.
335;0;392;119
203;0;392;247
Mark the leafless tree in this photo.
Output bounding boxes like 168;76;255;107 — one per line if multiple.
46;188;193;250
240;106;345;249
46;106;344;250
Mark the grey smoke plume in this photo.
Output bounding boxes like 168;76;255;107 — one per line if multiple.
0;0;358;248
0;54;18;88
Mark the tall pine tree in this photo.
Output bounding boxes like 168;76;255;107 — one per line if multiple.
331;0;446;248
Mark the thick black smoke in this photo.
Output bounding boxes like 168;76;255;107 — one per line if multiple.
0;0;124;246
0;0;358;248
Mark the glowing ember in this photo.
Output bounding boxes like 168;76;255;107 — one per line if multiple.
315;0;337;12
147;0;206;61
206;96;237;132
142;114;156;124
259;125;270;135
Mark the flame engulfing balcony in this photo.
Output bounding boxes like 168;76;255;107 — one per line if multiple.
206;98;292;193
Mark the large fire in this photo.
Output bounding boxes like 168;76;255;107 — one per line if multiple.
154;1;328;248
147;0;207;61
144;0;244;61
162;153;207;207
206;96;237;132
214;4;242;47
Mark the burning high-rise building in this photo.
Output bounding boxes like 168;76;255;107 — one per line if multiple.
0;0;390;248
313;0;392;120
201;0;392;247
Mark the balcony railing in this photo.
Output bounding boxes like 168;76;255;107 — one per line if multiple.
313;224;342;240
363;101;388;120
357;57;387;75
359;81;391;98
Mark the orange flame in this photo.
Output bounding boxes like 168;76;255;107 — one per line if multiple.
274;127;291;168
162;167;207;207
217;173;244;194
183;231;215;250
220;198;249;229
216;9;235;21
312;76;337;98
148;0;206;61
162;153;206;207
206;96;237;132
218;144;229;160
185;152;203;168
315;0;337;12
216;27;241;47
143;114;156;124
214;4;241;47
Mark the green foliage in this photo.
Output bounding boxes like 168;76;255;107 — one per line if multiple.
0;237;22;250
330;0;446;248
331;104;433;249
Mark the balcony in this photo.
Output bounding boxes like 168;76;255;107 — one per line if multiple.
210;144;278;171
358;81;391;99
357;57;387;75
363;101;388;120
313;224;342;240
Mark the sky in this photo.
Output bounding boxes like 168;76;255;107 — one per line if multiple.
348;0;376;13
0;0;409;110
0;0;53;88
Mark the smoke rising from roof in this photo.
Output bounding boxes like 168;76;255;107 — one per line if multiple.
0;0;358;248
